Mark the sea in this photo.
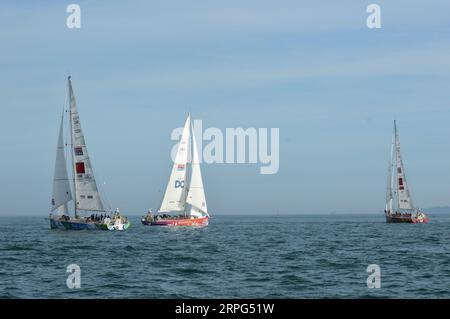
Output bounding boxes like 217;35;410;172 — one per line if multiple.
0;214;449;298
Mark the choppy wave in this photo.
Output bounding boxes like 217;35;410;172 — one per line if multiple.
0;214;449;298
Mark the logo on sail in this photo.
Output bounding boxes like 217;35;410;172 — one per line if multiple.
74;147;83;156
398;178;404;190
75;162;85;174
175;180;184;188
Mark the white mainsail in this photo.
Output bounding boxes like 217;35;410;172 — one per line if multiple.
51;111;72;213
158;113;191;213
68;77;105;212
394;121;414;210
186;120;208;217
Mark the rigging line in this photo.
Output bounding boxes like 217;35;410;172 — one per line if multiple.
98;175;113;212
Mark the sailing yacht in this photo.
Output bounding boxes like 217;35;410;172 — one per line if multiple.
141;113;210;227
48;76;130;230
384;121;429;223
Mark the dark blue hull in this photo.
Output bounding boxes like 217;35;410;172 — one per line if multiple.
50;219;105;230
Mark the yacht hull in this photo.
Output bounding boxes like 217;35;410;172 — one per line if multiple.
49;218;105;230
385;213;429;224
141;216;209;227
49;218;129;230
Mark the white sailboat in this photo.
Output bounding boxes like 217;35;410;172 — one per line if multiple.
142;113;210;227
49;76;130;230
384;120;429;223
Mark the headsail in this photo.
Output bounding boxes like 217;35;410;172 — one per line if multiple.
158;113;191;213
51;110;72;213
394;121;414;210
68;77;105;212
385;134;394;212
186;119;208;217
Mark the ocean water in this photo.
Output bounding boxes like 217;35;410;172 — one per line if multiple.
0;214;449;298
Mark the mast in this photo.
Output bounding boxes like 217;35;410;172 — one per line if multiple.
390;141;395;211
394;121;400;211
68;76;78;218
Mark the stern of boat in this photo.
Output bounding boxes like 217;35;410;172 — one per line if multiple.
105;216;131;231
412;213;430;223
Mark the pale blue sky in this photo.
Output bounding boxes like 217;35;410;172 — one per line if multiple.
1;1;449;215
